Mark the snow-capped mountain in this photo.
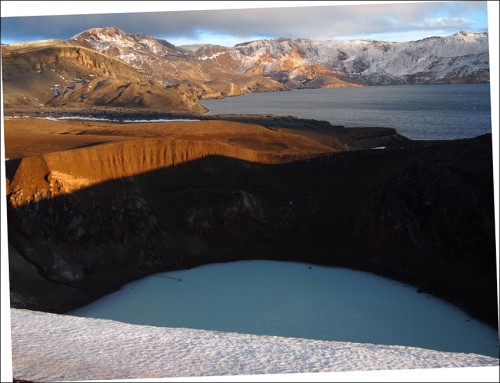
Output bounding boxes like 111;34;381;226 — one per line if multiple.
69;27;289;99
69;27;489;97
71;27;190;77
184;31;489;85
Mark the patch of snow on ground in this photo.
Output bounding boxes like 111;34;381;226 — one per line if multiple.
9;309;499;382
118;52;138;63
38;116;200;123
120;118;201;123
198;52;225;61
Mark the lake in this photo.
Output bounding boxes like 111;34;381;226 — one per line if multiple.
202;84;492;141
69;260;499;358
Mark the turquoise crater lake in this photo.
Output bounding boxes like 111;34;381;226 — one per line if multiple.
68;260;499;358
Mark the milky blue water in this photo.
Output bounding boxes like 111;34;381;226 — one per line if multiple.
202;84;492;141
69;260;499;358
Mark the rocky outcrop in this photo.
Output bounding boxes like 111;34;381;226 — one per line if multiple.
31;46;142;79
7;136;326;207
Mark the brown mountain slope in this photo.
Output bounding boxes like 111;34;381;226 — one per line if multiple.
183;39;364;89
69;27;289;99
1;43;207;113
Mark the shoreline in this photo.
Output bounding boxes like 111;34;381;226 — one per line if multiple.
4;102;489;144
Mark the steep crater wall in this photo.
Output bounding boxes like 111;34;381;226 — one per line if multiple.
6;135;498;327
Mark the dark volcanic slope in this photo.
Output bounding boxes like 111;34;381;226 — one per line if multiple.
5;119;497;327
1;43;207;113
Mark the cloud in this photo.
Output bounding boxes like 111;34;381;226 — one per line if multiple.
418;17;473;28
0;1;489;45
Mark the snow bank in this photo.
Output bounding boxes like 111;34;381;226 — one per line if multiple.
40;116;200;123
10;308;499;382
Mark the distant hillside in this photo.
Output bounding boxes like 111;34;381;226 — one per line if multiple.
69;27;489;97
1;42;208;113
183;31;489;85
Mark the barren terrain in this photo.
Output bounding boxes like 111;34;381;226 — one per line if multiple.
4;115;497;329
1;43;207;113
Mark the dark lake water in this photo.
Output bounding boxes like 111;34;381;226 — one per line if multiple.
69;260;499;358
202;84;492;141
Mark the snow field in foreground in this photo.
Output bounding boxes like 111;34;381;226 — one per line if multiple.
10;308;499;382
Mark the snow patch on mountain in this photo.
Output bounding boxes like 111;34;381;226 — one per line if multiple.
229;32;489;84
70;27;181;68
197;51;225;61
70;28;489;86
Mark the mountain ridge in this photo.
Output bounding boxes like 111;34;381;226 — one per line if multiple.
69;27;489;91
216;31;489;85
68;27;290;100
2;28;490;113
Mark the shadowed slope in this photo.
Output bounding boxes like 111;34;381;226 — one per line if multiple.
6;128;497;327
5;117;415;207
5;117;343;206
7;136;330;207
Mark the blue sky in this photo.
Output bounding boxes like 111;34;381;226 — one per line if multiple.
0;1;492;46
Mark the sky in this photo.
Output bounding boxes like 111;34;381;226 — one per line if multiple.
0;1;492;46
